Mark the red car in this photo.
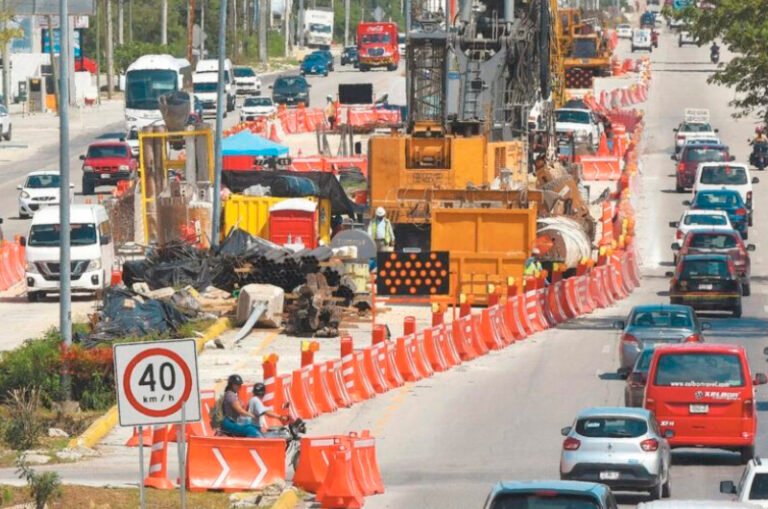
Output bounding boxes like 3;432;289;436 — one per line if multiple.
674;143;733;192
644;343;767;463
672;227;755;295
80;140;138;195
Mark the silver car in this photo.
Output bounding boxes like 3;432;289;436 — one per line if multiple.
560;407;672;500
614;304;708;375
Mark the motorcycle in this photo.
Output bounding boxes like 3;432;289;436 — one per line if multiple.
749;139;768;170
710;47;720;64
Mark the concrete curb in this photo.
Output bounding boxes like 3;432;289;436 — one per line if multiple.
67;317;233;449
269;488;301;509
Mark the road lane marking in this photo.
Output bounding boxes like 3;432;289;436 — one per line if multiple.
602;344;611;354
373;384;411;436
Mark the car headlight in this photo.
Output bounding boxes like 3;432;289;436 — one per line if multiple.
20;191;29;199
86;259;102;271
83;165;94;172
26;262;39;274
118;165;129;171
126;116;137;122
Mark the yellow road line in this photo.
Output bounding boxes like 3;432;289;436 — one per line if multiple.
373;383;411;436
213;329;281;392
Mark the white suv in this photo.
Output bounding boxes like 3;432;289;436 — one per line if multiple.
693;162;758;226
555;108;603;149
721;457;768;507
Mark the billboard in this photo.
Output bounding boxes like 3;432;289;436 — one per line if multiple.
41;28;82;58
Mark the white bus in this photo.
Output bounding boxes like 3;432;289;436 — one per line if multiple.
124;54;193;131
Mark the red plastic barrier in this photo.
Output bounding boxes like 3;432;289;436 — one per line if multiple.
291;366;321;420
580;155;622;180
451;315;478;361
311;362;339;414
435;324;462;367
383;341;405;388
168;389;216;442
362;344;390;393
316;446;364;509
504;295;528;340
395;335;421;381
326;359;354;408
413;333;435;378
470;313;491;356
294;436;339;493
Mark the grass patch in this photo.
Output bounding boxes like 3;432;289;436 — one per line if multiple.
0;484;231;508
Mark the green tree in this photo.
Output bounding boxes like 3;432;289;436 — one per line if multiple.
681;0;768;121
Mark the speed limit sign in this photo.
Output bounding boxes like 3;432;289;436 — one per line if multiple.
114;339;201;427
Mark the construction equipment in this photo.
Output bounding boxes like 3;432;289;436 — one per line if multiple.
559;9;613;89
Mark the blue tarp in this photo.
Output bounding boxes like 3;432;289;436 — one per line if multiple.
222;130;289;157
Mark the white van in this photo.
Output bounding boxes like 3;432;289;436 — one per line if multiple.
194;58;236;112
693;162;758;225
638;502;763;508
192;72;222;117
24;204;114;302
632;28;653;52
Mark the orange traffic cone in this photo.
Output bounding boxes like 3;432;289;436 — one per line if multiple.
597;133;610;156
125;426;152;447
143;425;174;490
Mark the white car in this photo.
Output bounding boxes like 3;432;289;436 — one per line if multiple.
694;162;758;225
673;109;718;152
679;30;697;46
631;28;653;52
233;66;262;96
0;104;12;141
17;171;74;219
555;108;603;149
126;128;139;157
240;97;277;122
616;24;632;39
668;17;685;29
669;209;733;245
720;457;768;508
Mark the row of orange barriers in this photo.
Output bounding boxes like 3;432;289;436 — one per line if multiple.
0;238;25;292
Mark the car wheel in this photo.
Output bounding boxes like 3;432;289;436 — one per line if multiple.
19;210;28;219
732;304;743;318
27;291;42;302
650;480;663;500
662;472;671;498
743;283;751;296
631;46;636;52
749;215;753;227
741;445;755;464
675;183;684;193
743;231;749;240
4;124;11;141
324;70;329;77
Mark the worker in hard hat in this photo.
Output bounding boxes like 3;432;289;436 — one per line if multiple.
523;247;543;278
368;206;395;252
325;95;337;129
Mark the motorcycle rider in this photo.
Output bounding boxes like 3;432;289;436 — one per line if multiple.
247;382;289;436
750;126;767;145
710;41;720;61
220;374;261;437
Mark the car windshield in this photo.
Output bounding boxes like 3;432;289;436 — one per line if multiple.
700;166;748;185
693;192;743;208
361;33;391;44
631;310;693;328
125;69;178;110
684;147;728;162
576;416;648;438
680;259;730;279
488;494;599;509
689;233;739;249
193;82;218;93
556;110;590;124
309;23;332;33
28;223;98;247
681;122;713;133
749;473;768;500
87;145;128;158
244;97;272;107
654;352;744;387
683;213;727;226
572;38;597;58
25;174;60;189
618;24;630;29
234;67;255;77
274;77;307;92
304;55;324;63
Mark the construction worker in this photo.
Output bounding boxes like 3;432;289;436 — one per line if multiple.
325;95;337;129
523;247;543;278
368;206;395;252
246;382;289;436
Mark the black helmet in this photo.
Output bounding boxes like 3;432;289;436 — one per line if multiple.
227;374;243;387
252;382;266;396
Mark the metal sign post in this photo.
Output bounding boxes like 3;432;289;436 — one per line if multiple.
137;424;146;509
178;405;187;509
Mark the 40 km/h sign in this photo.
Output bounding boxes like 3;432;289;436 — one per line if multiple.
114;339;201;427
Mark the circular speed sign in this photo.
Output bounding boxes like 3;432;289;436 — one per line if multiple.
123;347;193;418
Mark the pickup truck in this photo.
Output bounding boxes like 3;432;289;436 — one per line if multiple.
721;457;768;508
80;140;138;195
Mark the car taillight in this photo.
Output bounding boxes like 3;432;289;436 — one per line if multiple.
563;437;581;450
684;334;701;342
676;230;683;239
735;208;747;215
641;438;659;452
621;333;639;343
744;399;754;418
645;397;655;412
677;162;685;172
747;191;753;205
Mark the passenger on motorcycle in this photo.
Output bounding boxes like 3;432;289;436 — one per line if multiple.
750;126;767;145
247;382;289;435
221;374;262;438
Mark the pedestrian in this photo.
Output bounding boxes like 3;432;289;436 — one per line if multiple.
220;374;261;437
368;206;395;252
325;95;337;129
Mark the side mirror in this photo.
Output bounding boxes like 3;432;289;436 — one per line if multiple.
669;221;679;228
665;271;675;277
701;321;712;330
560;426;572;437
673;128;679;132
682;200;692;206
18;236;25;247
613;320;626;330
729;155;736;161
100;235;111;246
747;244;756;251
354;141;362;155
671;243;681;250
16;184;21;190
720;480;737;495
79;154;86;160
70;183;75;189
752;177;760;184
715;128;720;133
754;373;768;386
763;346;768;356
628;372;646;384
268;85;273;89
670;154;677;160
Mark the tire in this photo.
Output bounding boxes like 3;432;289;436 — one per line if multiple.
27;291;42;302
323;70;329;77
743;283;751;297
662;472;671;498
82;178;95;196
631;46;636;52
359;64;369;72
387;64;397;71
732;304;743;318
4;124;11;141
650;480;663;500
743;231;749;240
741;445;755;464
588;134;594;150
675;183;684;193
19;210;28;219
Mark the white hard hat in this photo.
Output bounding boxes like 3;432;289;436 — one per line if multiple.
375;206;386;217
327;95;333;101
531;247;541;255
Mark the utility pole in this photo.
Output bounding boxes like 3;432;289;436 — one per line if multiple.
283;0;289;57
2;0;11;110
106;0;114;98
118;0;124;45
344;0;350;46
298;0;304;49
96;2;101;103
211;0;228;248
46;16;60;111
187;0;196;64
201;0;205;58
259;0;267;63
128;0;133;42
161;0;168;45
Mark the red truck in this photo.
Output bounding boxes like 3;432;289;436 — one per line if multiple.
80;139;138;195
356;22;400;72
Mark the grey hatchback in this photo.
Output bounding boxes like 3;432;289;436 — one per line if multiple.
484;481;618;509
614;304;709;376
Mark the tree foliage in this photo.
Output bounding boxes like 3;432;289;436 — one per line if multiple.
681;0;768;121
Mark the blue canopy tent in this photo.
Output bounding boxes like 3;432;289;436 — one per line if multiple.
222;130;289;157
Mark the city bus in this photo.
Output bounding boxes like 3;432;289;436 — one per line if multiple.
123;54;193;131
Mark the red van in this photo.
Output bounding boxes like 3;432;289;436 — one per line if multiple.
644;343;767;463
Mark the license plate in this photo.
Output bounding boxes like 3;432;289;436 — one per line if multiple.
100;173;111;179
690;404;709;414
698;284;713;290
600;471;620;481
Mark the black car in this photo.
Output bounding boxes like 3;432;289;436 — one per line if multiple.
270;75;311;107
341;46;359;67
309;49;334;71
667;253;743;317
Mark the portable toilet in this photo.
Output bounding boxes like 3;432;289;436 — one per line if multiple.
268;198;319;249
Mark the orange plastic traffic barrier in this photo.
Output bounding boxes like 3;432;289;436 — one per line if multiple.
564;277;584;316
362;344;389;393
125;426;152;447
291;366;321;420
262;356;283;428
186;436;286;492
588;270;608;309
311;362;339;414
353;350;376;401
546;283;566;324
294;436;339;493
451;315;479;361
422;327;448;371
412;333;435;379
436;324;462;367
316;446;365;509
340;337;366;403
537;287;557;327
359;430;384;494
514;292;535;336
470;314;490;356
144;425;174;490
347;431;384;496
277;374;300;422
326;359;354;408
480;307;505;350
557;279;578;319
169;389;216;442
598;265;617;306
502;295;526;340
523;287;545;332
395;335;421;381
